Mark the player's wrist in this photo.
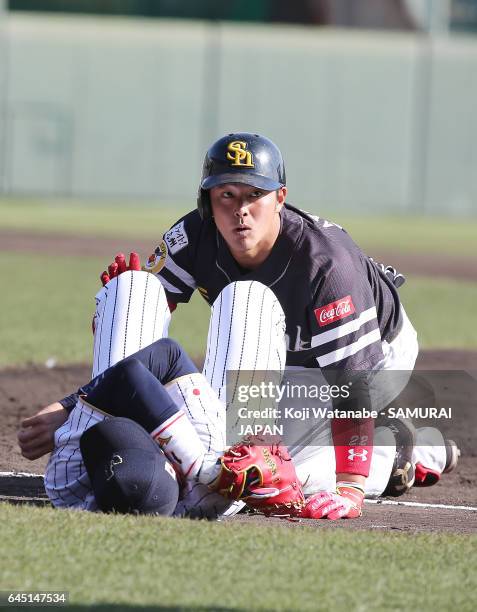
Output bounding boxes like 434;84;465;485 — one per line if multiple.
335;472;366;487
336;481;365;498
335;481;365;514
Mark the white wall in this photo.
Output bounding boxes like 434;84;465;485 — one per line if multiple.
1;14;476;215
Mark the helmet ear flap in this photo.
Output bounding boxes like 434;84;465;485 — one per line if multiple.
197;188;212;220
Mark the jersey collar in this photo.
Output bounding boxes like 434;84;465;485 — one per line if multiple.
215;204;304;287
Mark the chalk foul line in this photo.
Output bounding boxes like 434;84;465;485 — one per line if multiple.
1;473;476;511
365;499;477;512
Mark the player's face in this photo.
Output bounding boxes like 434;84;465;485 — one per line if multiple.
210;183;287;269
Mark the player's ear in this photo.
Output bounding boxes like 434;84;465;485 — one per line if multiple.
276;187;287;209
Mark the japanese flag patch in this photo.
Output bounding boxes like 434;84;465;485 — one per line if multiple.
164;221;189;255
314;295;355;327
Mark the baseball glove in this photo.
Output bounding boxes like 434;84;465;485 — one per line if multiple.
210;436;305;517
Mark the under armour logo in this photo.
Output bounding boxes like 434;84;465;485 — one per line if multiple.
105;454;123;481
348;449;368;462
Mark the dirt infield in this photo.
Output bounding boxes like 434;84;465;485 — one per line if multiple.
229;502;477;534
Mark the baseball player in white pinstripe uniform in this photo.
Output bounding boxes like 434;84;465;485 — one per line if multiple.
42;271;288;517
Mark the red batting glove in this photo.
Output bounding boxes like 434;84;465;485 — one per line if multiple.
115;253;127;274
301;482;364;520
128;252;141;271
100;252;141;286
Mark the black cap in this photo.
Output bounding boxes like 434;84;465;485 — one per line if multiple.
80;418;179;516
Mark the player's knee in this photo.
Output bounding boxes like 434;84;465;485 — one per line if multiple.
110;359;153;404
115;357;144;382
219;279;268;297
215;280;279;309
87;358;147;418
155;337;182;360
151;338;197;382
213;281;285;336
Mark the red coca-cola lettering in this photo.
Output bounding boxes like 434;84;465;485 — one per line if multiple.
314;295;355;327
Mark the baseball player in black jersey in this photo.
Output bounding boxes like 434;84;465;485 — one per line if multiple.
141;132;458;517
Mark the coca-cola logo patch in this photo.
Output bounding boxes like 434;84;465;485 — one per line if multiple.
314;296;355;327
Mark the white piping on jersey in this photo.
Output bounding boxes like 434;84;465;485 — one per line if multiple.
165;257;197;289
214;217;303;288
311;307;378;348
216;260;232;283
268;253;294;288
216;256;293;288
269;217;303;289
316;328;382;368
158;276;183;294
215;231;232;283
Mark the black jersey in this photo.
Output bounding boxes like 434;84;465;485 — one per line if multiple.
147;204;402;373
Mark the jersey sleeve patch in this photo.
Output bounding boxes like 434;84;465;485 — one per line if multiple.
314;295;355;327
144;240;168;275
164;220;189;254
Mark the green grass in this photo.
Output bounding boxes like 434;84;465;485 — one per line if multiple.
400;276;477;350
1;503;475;611
332;213;477;258
1;198;476;257
0;252;210;367
1;250;476;367
0;198;187;239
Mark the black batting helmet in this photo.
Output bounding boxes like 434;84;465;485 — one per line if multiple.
197;132;286;220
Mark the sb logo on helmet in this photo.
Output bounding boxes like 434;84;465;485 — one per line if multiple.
226;141;255;168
